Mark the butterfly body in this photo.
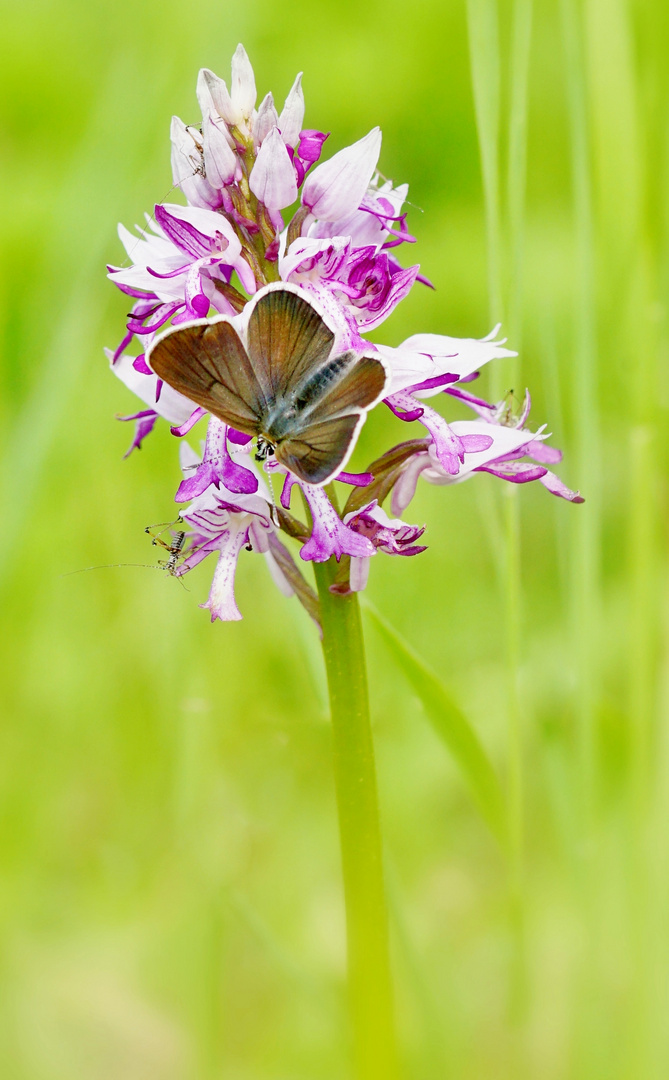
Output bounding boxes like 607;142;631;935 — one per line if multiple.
147;284;388;485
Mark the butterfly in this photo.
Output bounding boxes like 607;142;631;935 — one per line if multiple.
146;283;389;486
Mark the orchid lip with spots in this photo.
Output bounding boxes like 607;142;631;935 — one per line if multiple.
106;44;583;623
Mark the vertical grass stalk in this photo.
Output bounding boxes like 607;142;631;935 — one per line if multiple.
313;558;400;1080
505;0;533;884
468;0;533;1039
467;0;503;337
560;0;601;827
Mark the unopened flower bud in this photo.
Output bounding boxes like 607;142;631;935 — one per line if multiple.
254;92;280;147
230;43;256;126
249;126;298;210
196;67;235;131
202;110;237;188
278;73;305;148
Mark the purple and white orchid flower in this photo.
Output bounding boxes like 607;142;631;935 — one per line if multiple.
106;44;582;621
342;501;427;593
176;443;305;622
390;413;583;516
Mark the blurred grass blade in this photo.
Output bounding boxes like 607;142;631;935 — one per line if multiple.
363;600;507;848
507;0;533;353
560;0;601;822
466;0;503;333
0;55;170;593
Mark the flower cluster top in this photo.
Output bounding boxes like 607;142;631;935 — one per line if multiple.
107;45;582;624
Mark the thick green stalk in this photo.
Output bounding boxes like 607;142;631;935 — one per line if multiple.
313;558;400;1080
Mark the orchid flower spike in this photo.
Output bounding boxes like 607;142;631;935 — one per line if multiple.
106;45;582;621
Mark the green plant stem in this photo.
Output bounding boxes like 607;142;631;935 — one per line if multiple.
313;558;400;1080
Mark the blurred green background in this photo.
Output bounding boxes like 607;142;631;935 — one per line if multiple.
1;0;668;1076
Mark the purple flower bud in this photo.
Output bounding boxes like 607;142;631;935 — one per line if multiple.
202;110;237;188
301;127;382;222
278;73;305;148
254;92;280;147
297;129;329;167
230;43;256;125
249;126;298;210
196;68;235;129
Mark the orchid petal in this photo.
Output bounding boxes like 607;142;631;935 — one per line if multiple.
170;406;207;437
349;556;371;592
202;109;237;187
381;329;517;397
476;461;548;484
230;44;256;125
525;440;563;465
201;525;248;622
119;411;158;457
301;127;382;223
539;470;585;502
197;67;235;127
390;453;431;515
254;92;280;146
297;129;329;168
388;391;464;474
249;126;298;210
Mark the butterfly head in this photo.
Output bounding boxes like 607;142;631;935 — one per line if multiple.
255;435;276;463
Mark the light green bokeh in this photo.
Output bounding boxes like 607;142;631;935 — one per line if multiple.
1;1;668;1076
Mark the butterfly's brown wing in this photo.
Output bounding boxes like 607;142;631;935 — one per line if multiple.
275;414;364;486
273;352;388;484
147;318;265;433
296;352;388;422
246;285;335;399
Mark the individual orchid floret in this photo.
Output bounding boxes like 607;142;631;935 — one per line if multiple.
281;237;419;333
196;45;257;136
175;442;320;623
277;474;376;563
344;500;426;593
175;418;259;501
180;491;271;623
372;327;519;475
249;126;299;210
196;68;236;132
301;128;382;224
389;418;583;514
175;445;275;622
108;202;255;349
